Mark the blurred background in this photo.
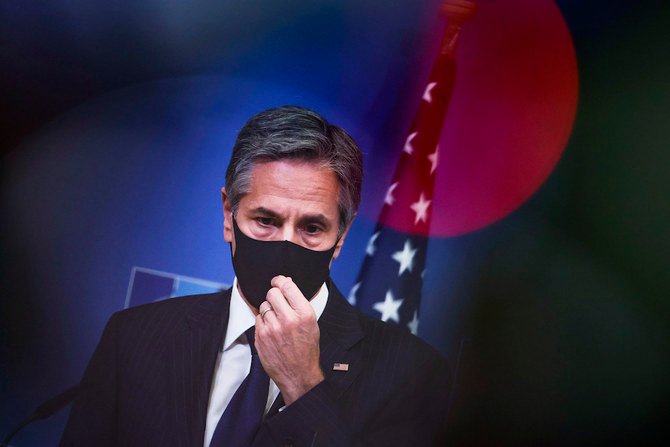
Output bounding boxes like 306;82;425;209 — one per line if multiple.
1;0;668;445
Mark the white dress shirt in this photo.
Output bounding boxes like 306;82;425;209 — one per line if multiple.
203;277;329;447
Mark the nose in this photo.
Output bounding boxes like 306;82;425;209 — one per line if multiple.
280;225;301;245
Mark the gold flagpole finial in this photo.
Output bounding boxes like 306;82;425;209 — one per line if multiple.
440;0;477;55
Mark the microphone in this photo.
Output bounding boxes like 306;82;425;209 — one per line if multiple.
1;384;79;447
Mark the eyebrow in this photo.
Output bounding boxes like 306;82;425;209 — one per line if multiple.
252;207;282;219
251;207;332;229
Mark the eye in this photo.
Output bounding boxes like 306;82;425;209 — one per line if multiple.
303;223;323;235
255;217;276;227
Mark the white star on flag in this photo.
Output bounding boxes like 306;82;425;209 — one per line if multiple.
407;311;419;335
422;82;437;103
348;282;361;306
366;231;380;256
384;182;398;206
410;192;431;225
403;132;417;155
392;240;417;276
428;145;439;175
373;290;404;323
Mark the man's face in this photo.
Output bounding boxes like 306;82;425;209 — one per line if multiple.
222;160;348;260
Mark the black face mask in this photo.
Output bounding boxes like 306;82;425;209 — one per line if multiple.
231;217;338;309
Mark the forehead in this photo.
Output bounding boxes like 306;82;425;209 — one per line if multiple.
242;160;340;218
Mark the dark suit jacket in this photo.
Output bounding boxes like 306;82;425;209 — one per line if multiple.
60;279;451;446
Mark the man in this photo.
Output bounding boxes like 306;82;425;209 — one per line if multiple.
60;106;451;446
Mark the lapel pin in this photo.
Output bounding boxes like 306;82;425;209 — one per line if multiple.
333;363;349;371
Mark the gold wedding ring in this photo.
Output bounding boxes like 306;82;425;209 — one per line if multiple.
260;306;274;320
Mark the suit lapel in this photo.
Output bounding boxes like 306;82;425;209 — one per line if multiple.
317;279;365;398
168;290;230;446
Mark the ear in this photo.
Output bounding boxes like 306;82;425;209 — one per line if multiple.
221;186;234;244
331;216;355;261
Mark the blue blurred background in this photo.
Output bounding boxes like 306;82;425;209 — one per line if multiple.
1;0;668;445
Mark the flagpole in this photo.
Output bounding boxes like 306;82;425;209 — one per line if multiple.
351;0;477;335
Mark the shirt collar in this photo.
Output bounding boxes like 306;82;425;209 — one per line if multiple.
223;277;329;351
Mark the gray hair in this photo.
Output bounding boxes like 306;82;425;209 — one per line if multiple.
225;105;363;234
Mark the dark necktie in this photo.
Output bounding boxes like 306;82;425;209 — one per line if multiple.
210;327;269;447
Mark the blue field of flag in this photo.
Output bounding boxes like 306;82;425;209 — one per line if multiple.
125;266;229;308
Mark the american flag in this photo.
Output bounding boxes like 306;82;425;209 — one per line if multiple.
351;4;469;334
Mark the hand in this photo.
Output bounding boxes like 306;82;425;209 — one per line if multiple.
255;275;325;405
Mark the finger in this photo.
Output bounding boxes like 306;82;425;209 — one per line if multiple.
273;276;312;313
260;305;280;329
259;306;275;323
265;286;294;320
258;301;273;315
270;275;288;290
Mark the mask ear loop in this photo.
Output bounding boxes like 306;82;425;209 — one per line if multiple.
231;209;243;233
229;211;241;258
